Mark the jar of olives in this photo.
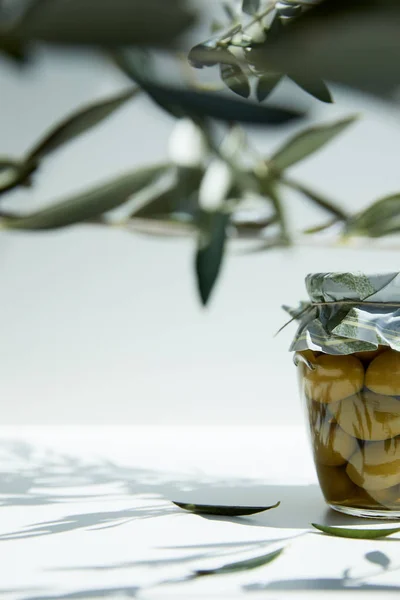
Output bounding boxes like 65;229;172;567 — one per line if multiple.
290;272;400;518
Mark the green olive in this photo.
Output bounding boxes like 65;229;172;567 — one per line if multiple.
303;354;364;404
330;389;400;441
316;464;360;503
347;438;400;491
365;350;400;395
313;420;357;467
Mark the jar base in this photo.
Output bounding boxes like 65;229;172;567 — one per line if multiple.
329;503;400;520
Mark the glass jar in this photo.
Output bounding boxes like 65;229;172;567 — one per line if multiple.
289;272;400;518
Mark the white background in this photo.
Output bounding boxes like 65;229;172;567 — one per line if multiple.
2;48;400;424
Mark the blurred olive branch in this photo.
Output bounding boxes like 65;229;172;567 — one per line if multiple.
0;0;399;305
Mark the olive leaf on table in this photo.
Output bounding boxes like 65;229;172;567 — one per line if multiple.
312;523;400;540
172;501;280;516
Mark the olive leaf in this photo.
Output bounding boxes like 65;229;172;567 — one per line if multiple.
0;33;26;62
172;501;280;516
256;73;282;102
289;75;333;104
193;547;283;577
17;0;194;47
188;44;220;69
268;11;284;39
0;158;38;195
195;211;229;305
259;0;400;96
131;167;203;219
269;115;358;172
346;194;400;238
140;83;302;125
188;36;234;69
27;88;138;161
220;54;251;98
2;164;169;230
242;0;260;16
312;523;400;540
243;13;282;73
365;551;391;569
114;49;303;125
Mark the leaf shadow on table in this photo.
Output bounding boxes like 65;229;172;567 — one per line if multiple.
20;585;140;599
244;552;400;594
0;439;390;543
244;578;400;593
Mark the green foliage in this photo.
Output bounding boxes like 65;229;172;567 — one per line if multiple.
131;167;203;220
346;194;400;238
256;73;282;102
27;88;138;161
0;158;38;195
289;76;333;104
0;88;140;197
195;211;229;305
2;165;169;230
269;116;358;172
261;0;400;96
15;0;194;47
187;2;334;106
0;0;399;307
220;54;251;98
113;49;302;125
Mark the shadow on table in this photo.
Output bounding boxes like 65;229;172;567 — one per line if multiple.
245;579;400;592
20;586;139;599
2;440;399;600
0;439;391;542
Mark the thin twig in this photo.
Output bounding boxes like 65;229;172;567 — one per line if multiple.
242;3;276;32
281;176;349;221
217;2;276;47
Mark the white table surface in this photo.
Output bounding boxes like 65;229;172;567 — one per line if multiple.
1;426;400;600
